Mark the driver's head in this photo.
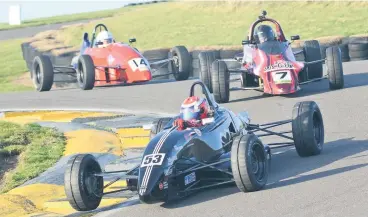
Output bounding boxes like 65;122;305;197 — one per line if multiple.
180;96;210;122
95;30;114;47
254;25;275;44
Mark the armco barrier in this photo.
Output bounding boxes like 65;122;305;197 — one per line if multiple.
21;35;368;85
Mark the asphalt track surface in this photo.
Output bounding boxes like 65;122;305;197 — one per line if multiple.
1;60;368;217
0;19;98;41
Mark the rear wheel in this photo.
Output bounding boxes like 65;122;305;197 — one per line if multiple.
303;40;323;80
292;101;324;157
211;60;230;103
231;133;269;192
32;55;54;91
77;55;95;90
150;117;173;139
198;51;216;92
170;46;190;81
326;46;344;90
64;154;103;211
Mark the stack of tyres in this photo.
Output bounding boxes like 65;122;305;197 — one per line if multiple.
348;43;368;61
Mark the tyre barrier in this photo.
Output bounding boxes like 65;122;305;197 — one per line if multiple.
21;35;368;86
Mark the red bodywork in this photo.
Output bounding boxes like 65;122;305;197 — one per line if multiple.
243;17;305;95
83;43;152;86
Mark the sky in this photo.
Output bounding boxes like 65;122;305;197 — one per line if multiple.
0;1;152;23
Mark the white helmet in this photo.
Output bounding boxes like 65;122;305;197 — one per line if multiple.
95;30;114;45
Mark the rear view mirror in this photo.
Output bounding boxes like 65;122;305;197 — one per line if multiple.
202;117;215;125
129;38;136;43
242;40;251;45
291;35;300;41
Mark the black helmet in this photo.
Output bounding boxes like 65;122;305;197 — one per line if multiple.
254;25;275;43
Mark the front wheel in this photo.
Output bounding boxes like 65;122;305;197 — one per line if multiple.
32;55;54;91
292;101;324;157
77;55;95;90
170;46;190;81
64;154;103;211
326;46;344;90
149;117;173;140
211;60;230;103
231;133;269;192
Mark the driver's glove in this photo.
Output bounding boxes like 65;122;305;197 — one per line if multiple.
173;118;186;130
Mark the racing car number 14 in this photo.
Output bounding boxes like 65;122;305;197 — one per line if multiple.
140;153;165;167
128;58;149;72
272;71;292;84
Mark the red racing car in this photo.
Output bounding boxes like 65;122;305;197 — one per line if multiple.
198;11;344;103
30;23;191;91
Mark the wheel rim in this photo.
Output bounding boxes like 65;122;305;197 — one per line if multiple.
85;172;103;197
250;143;266;182
77;62;84;84
34;64;42;85
313;111;323;149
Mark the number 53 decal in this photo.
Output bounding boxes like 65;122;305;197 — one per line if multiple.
140;153;165;167
272;71;292;84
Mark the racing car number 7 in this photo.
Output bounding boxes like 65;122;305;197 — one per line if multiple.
141;153;165;167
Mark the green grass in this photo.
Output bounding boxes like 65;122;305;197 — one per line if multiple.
57;1;368;50
0;8;123;30
0;39;33;92
0;121;66;193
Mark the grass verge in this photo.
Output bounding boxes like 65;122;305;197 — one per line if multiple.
0;38;33;92
56;1;368;50
0;121;66;193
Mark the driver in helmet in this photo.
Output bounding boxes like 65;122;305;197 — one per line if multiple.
95;30;115;48
253;24;276;44
173;96;210;131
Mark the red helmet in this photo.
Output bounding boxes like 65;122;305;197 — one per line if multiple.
180;96;209;121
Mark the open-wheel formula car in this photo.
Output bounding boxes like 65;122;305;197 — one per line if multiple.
198;10;344;103
64;81;325;211
30;23;191;91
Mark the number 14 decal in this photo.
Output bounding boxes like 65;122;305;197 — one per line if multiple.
140;153;165;167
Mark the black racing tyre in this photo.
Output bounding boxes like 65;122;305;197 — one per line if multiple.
231;133;269;192
170;46;190;81
348;43;368;52
198;51;216;93
348;50;368;59
211;60;230;103
292;101;324;157
240;72;258;87
338;43;350;62
77;55;95;90
326;46;344;90
31;55;54;92
64;154;103;211
303;40;323;79
350;56;368;61
149;117;173;140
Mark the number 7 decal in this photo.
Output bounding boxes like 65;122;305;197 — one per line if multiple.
276;71;287;79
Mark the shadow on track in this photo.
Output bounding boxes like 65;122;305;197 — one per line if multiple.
161;137;368;209
228;71;368;103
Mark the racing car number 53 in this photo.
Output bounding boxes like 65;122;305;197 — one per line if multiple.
141;153;165;167
128;58;149;72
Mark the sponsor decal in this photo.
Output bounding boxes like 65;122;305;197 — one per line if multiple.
184;172;196;185
107;54;115;65
264;60;294;72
